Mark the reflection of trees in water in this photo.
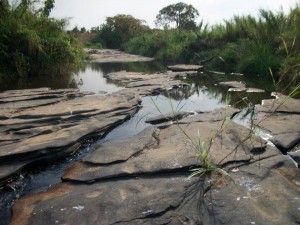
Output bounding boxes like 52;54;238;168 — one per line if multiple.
88;61;166;75
0;72;78;92
178;73;273;109
163;85;196;101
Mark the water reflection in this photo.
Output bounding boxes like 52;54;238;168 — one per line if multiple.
181;73;274;109
0;72;78;92
74;63;123;94
0;60;276;110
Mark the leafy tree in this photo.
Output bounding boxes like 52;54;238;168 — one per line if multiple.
155;2;199;30
93;14;150;49
42;0;55;17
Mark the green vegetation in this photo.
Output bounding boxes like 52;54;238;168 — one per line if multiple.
89;2;299;92
0;0;83;78
125;29;197;62
155;2;199;30
91;14;150;49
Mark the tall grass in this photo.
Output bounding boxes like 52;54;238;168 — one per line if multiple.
124;4;300;90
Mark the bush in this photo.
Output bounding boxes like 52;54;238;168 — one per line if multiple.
0;1;83;77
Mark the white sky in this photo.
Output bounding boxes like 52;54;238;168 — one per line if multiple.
50;0;299;30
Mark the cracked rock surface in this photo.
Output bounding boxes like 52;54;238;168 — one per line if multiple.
3;68;300;225
10;105;300;225
0;88;141;183
255;93;300;153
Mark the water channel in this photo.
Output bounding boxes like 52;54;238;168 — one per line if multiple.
0;61;275;225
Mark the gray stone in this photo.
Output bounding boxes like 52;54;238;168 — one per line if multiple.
145;111;190;124
0;89;141;183
167;64;203;72
82;126;158;164
254;94;300;152
256;93;300;113
62;112;266;183
219;81;246;89
87;49;154;63
9;176;190;225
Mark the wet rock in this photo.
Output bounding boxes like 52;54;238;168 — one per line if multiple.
82;126;158;164
219;81;246;89
105;70;188;96
288;151;300;167
256;93;300;113
167;64;203;72
209;71;226;75
230;72;244;76
228;87;247;92
254;94;300;153
62;109;266;183
245;88;265;93
88;49;154;63
0;88;141;183
178;107;240;123
228;87;265;93
9;101;300;225
145;111;190;124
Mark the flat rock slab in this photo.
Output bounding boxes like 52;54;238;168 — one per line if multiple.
82;126;158;165
179;107;240;123
8;103;300;225
88;49;154;63
0;88;141;183
229;87;265;93
219;81;246;89
167;64;203;72
145;111;190;124
62;108;267;183
9;121;300;225
105;70;191;96
255;94;300;153
10;175;191;225
256;93;300;113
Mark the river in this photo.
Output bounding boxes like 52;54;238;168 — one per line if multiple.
0;61;275;225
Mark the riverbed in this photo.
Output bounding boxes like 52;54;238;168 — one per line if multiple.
0;59;299;225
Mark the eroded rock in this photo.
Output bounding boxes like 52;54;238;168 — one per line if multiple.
8;100;300;225
0;89;141;183
255;94;300;153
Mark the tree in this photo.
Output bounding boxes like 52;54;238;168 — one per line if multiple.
42;0;55;17
155;2;199;30
93;14;150;49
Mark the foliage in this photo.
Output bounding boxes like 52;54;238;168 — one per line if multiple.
91;14;150;49
155;2;199;30
126;3;300;91
125;29;197;62
0;0;83;77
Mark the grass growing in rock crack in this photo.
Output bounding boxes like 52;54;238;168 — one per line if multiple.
150;76;299;186
150;92;235;185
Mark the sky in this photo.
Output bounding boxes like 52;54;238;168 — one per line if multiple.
50;0;299;30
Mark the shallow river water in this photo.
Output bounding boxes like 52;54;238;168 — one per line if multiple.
0;61;275;225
